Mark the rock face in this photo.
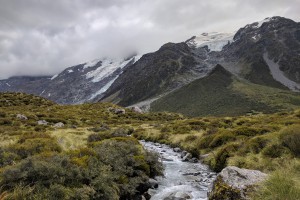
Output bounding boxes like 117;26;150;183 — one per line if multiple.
100;42;212;106
208;166;268;200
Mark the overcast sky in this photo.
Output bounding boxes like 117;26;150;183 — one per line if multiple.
0;0;299;79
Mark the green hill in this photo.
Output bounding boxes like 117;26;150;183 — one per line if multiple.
151;65;300;117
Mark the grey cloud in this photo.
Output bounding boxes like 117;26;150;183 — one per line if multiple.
0;0;299;79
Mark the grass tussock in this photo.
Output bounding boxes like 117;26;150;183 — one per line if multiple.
252;160;300;200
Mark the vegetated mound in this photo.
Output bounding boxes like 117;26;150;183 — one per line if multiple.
0;92;55;107
151;65;300;117
0;92;167;199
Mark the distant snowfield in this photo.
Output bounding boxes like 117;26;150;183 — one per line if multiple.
263;53;300;91
186;32;235;51
85;55;141;83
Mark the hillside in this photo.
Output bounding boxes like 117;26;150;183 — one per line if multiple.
0;92;299;199
151;65;300;117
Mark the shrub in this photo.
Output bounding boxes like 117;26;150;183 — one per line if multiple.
234;127;268;137
262;144;286;158
196;135;215;149
0;119;12;125
247;137;269;154
210;144;238;172
8;138;61;158
87;132;112;143
209;131;235;148
279;125;300;157
0;112;6;118
184;135;198;142
252;161;300;200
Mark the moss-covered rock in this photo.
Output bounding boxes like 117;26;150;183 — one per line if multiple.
208;166;267;200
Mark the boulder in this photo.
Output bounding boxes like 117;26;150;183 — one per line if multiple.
173;147;181;152
16;114;28;120
130;106;143;113
108;107;126;114
37;120;48;125
208;166;268;200
182;153;192;162
149;178;159;189
180;151;188;158
164;191;192;200
53;122;64;128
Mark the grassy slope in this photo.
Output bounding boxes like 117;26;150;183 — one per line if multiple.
151;65;300;117
0;92;299;199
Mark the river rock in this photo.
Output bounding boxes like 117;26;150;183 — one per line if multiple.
180;151;188;158
173;147;181;152
182;153;192;162
208;166;268;200
16;114;28;120
149;178;159;189
164;191;192;200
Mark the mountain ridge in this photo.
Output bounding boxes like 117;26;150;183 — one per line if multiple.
0;16;300;116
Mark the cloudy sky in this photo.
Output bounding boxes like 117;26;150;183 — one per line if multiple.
0;0;299;79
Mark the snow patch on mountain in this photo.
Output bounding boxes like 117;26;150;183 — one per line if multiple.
50;74;58;80
253;17;272;28
133;55;142;64
88;76;119;100
263;53;300;91
83;59;101;69
85;55;141;83
186;32;234;51
85;58;129;83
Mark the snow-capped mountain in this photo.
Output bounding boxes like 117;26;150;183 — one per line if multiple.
186;32;234;51
1;16;300;113
0;55;141;104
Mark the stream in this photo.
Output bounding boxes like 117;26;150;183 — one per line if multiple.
141;141;217;200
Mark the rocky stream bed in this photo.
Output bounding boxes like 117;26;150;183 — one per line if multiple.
141;141;217;200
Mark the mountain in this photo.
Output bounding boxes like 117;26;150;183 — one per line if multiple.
100;42;214;106
220;16;300;90
151;65;300;117
0;56;141;104
99;16;300;111
1;16;300;116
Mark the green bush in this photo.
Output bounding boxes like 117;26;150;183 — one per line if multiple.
262;144;286;158
234;127;268;137
196;135;215;149
210;144;238;172
252;161;300;200
246;137;269;154
0;112;6;118
209;131;235;148
8;138;61;158
280;125;300;157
